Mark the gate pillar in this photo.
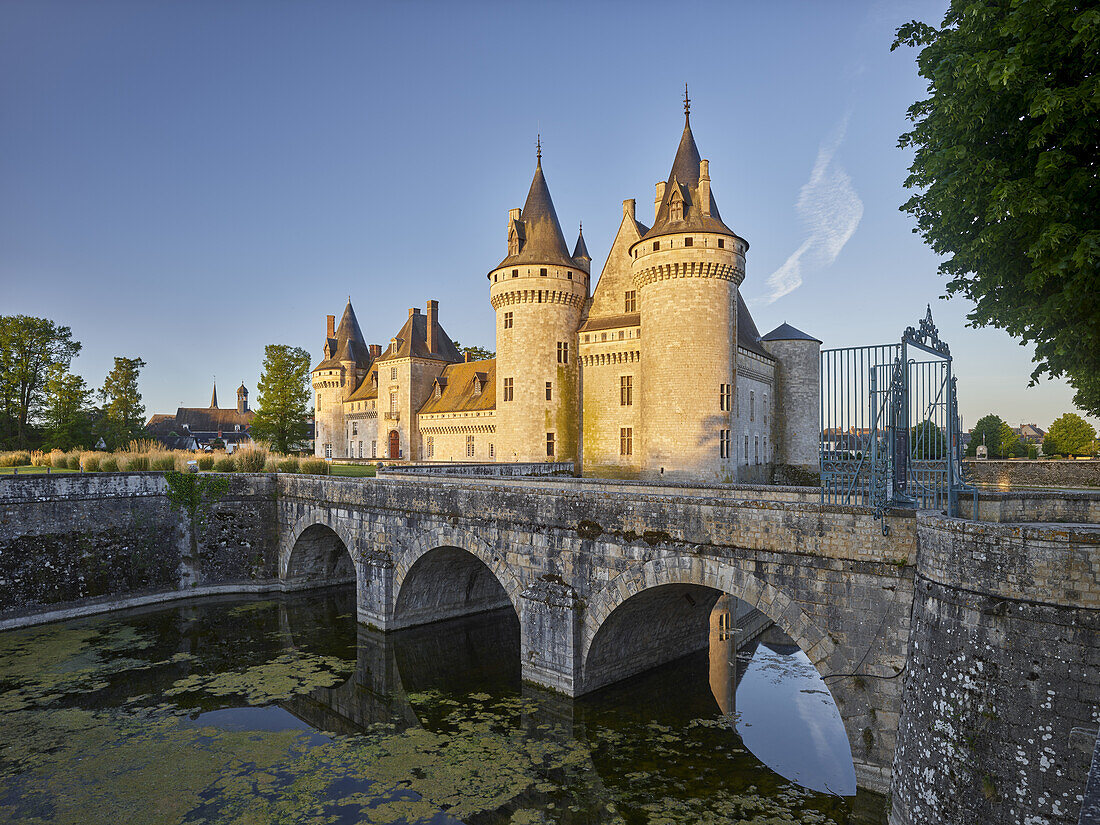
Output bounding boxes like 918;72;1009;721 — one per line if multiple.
519;577;584;696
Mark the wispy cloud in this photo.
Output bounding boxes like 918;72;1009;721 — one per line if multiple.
762;117;863;304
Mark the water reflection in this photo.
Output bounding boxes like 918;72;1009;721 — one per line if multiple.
0;586;885;824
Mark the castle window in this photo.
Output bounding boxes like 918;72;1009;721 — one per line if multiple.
685;236;693;247
653;241;660;252
567;271;572;280
546;382;552;401
359;441;363;458
489;443;494;458
503;377;513;401
427;436;434;459
504;311;513;329
718;238;725;249
512;269;519;278
720;383;731;412
744;435;749;464
620;375;633;406
352;422;358;436
557;342;569;364
372;440;377;458
763;394;768;424
324;443;332;459
624;290;636;313
433;383;441;399
466;435;475;457
390;367;397;380
750;391;755;422
601;332;607;341
390;392;398;414
720;429;730;459
764;436;768;462
620;427;632;456
670;201;682;222
584;334;589;342
546;432;555;457
755;436;760;465
540;268;547;277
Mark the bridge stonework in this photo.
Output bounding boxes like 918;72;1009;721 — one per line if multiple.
275;475;918;793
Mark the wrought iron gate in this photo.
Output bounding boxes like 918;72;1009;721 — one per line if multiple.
821;307;967;516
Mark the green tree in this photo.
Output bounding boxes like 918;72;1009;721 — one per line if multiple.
892;3;1100;415
997;422;1020;459
0;315;82;448
250;345;311;454
42;364;93;450
1043;412;1097;456
910;419;946;459
451;341;495;362
966;413;1006;457
99;356;146;449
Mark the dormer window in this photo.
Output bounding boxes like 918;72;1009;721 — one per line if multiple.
669;189;684;222
433;383;441;399
508;226;521;256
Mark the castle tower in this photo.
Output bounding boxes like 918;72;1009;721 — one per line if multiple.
760;323;822;473
237;382;249;414
630;96;748;480
488;142;589;464
311;299;371;458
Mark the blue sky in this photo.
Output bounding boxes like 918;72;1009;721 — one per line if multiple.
1;0;1093;431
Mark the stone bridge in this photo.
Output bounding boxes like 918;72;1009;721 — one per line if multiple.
275;474;920;793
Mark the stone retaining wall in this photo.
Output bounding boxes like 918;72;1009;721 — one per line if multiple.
889;513;1100;825
0;472;278;623
964;459;1100;488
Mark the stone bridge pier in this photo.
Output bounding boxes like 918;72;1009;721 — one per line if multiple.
276;476;919;794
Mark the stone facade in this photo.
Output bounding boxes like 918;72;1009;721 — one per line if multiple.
312;109;821;482
963;458;1100;489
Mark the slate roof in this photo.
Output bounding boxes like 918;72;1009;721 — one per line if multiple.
495;159;586;272
418;359;496;415
572;226;590;261
146;407;255;438
316;301;372;371
640;114;746;246
375;310;463;364
760;322;822;343
347;378;379;402
580;313;641;333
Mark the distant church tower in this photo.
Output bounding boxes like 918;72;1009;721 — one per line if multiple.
237;383;249;414
630;93;748;479
488;140;590;463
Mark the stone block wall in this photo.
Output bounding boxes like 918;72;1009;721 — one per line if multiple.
0;472;278;621
964;459;1100;489
889;513;1100;824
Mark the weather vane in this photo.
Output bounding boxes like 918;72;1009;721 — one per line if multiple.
536;133;541;163
684;83;690;117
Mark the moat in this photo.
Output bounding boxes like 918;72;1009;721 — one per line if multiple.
0;586;888;824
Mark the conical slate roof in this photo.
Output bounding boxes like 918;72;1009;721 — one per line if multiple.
641;112;743;244
495;156;580;271
760;322;822;343
210;381;218;409
315;300;373;370
572;224;590;262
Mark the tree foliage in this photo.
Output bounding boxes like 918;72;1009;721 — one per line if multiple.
967;413;1006;457
1043;412;1097;456
43;365;94;450
910;419;946;459
250;344;312;454
893;2;1100;415
451;341;495;362
0;315;82;448
99;356;146;449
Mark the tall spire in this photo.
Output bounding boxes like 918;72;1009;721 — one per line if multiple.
536;133;542;165
210;379;218;409
683;83;690;123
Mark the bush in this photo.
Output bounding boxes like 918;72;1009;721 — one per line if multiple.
277;457;300;473
100;456;119;472
49;450;66;468
151;453;177;471
66;454;82;470
299;458;329;475
197;455;215;471
235;446;267;472
213;457;236;473
82;454;101;472
123;454;150;471
0;451;31;467
263;459;280;472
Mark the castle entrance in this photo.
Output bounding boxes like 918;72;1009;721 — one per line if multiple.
388;429;400;459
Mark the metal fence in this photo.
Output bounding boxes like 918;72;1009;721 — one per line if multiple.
821;308;967;517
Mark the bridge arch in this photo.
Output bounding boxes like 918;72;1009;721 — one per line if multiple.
281;512;357;587
390;525;524;630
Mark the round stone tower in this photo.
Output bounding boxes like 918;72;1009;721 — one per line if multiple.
488;145;589;465
311;299;371;458
630;101;748;480
760;323;822;474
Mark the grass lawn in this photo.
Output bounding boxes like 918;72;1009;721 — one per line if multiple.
0;465;79;475
329;464;377;478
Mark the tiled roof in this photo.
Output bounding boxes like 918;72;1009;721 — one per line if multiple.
146;407;255;437
375;311;462;364
418;359;496;415
737;295;775;360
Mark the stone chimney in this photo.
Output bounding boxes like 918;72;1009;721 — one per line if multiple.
326;315;335;339
464;352;471;363
426;300;438;354
699;160;711;217
408;307;420;317
623;199;636;221
508;207;521;223
654;182;666;219
369;344;382;360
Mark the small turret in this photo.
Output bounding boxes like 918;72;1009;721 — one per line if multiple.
572;223;591;271
237;382;249;414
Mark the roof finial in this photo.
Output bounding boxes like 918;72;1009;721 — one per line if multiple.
536;133;541;164
683;83;691;122
579;220;582;233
